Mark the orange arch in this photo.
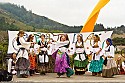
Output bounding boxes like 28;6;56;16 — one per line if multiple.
80;0;110;33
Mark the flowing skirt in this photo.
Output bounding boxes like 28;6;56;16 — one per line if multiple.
52;49;74;77
102;59;119;78
16;48;30;77
89;57;104;73
37;51;49;74
16;57;30;77
54;51;69;73
74;53;89;69
29;54;36;70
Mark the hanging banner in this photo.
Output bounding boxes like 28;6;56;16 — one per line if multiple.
8;31;113;55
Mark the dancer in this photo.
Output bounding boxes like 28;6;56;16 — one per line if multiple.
16;30;33;78
89;35;103;76
52;34;74;77
116;56;123;74
73;34;89;75
38;34;49;75
27;34;36;76
102;38;119;77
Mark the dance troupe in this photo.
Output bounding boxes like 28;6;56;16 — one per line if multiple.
8;30;120;78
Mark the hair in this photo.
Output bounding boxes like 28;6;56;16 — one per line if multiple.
40;34;45;38
106;38;113;46
27;34;34;42
17;30;24;36
77;34;83;42
60;34;69;41
11;52;16;59
60;35;64;41
94;34;100;41
65;34;69;41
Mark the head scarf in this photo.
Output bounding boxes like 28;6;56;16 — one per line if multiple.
106;38;113;46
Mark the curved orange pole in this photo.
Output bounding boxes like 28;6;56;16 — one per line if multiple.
80;0;110;33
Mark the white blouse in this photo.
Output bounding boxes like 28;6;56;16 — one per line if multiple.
91;41;102;60
8;58;17;74
74;42;86;61
104;45;114;58
75;42;85;53
19;37;31;50
52;41;69;53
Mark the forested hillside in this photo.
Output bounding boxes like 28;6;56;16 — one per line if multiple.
0;3;81;32
94;23;125;34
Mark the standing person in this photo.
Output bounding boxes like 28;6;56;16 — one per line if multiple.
116;56;123;74
102;38;119;77
15;30;33;78
118;60;125;75
27;34;36;76
38;34;49;75
89;35;103;76
52;34;74;77
73;34;89;75
8;52;17;75
121;60;125;74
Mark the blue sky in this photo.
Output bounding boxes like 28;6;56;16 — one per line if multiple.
0;0;125;27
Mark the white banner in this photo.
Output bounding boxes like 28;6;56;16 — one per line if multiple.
8;31;113;55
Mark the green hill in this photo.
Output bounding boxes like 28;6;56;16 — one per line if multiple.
0;8;34;31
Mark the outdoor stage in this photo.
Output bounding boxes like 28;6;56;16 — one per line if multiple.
12;72;125;83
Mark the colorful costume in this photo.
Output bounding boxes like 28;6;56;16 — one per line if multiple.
102;42;119;77
29;47;36;76
38;40;49;75
52;41;74;77
16;36;31;78
74;41;88;75
89;41;104;74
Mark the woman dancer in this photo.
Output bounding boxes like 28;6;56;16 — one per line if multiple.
102;38;119;77
38;34;49;75
89;35;103;76
16;30;33;78
52;34;74;77
74;34;88;75
27;34;36;76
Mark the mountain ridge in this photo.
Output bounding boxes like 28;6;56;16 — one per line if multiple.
0;3;82;32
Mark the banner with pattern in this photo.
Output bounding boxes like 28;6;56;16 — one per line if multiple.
8;31;113;55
